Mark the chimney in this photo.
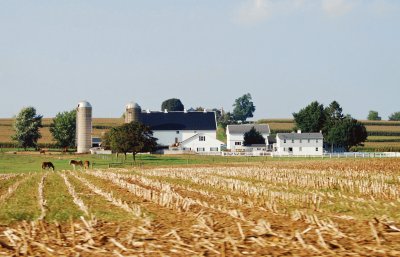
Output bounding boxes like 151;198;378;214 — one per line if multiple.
164;109;168;113
184;108;187;113
146;109;150;113
297;130;301;134
203;108;207;113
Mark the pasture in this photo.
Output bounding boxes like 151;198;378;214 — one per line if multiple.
0;156;399;256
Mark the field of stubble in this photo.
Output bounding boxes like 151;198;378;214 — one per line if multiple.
0;159;400;256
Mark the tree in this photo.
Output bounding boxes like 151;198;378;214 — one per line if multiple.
161;98;184;112
293;101;367;151
389;112;400;121
232;93;256;123
243;127;265;146
293;101;325;133
102;122;157;160
217;112;235;128
49;110;76;151
12;107;43;150
367;110;381;120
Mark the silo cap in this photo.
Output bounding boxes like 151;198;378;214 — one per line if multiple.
126;102;141;109
78;101;92;108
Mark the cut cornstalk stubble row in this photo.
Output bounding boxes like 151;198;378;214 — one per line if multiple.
0;174;29;203
60;173;89;216
37;173;48;220
69;172;144;218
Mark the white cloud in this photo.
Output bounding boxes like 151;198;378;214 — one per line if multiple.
321;0;356;17
233;0;272;25
232;0;397;24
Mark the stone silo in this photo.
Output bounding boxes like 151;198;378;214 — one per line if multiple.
125;102;141;123
76;101;92;153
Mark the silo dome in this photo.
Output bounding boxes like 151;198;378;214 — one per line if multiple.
76;101;92;153
125;101;141;123
78;101;92;108
125;102;140;110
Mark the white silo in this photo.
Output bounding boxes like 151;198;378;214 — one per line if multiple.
125;102;141;123
76;101;92;153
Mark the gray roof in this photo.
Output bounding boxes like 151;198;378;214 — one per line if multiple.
227;124;270;134
277;133;323;140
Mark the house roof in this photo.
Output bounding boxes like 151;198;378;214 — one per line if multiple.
227;124;270;134
277;133;323;140
139;111;216;131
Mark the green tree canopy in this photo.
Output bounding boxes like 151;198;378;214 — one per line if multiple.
102;122;157;160
367;110;381;121
49;110;76;150
293;101;325;133
161;98;184;111
12;107;43;150
232;93;256;123
294;101;367;151
389;112;400;121
243;127;266;146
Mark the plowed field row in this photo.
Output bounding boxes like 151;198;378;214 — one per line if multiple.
0;163;399;256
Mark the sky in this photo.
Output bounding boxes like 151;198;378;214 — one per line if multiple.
0;0;399;120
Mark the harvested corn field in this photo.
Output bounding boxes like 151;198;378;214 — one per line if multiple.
1;160;400;256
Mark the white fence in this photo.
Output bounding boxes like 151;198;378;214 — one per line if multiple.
272;152;400;158
197;151;400;158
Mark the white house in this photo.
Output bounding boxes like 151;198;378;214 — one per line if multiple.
179;132;224;153
226;124;270;151
125;103;221;153
274;131;323;156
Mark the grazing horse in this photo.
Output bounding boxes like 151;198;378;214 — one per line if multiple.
39;149;46;154
69;160;83;170
42;162;55;171
83;160;90;170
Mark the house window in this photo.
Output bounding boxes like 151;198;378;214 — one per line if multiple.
299;147;302;151
316;139;319;143
300;139;302;143
316;147;319;151
199;136;205;141
210;147;218;152
308;139;310;143
197;147;205;152
283;148;286;151
292;139;294;143
176;131;179;134
284;139;286;143
235;142;242;146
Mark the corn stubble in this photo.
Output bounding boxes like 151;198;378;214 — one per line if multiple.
0;159;400;256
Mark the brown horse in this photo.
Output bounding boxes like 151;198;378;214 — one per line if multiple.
69;160;83;170
83;160;90;169
42;162;55;171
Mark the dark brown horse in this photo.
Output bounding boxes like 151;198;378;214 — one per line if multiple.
41;162;55;171
69;160;83;170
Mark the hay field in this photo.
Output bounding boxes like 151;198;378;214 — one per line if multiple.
0;159;400;256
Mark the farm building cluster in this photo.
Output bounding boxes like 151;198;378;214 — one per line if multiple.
76;101;324;156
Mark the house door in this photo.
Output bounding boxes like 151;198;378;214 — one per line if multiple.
288;147;293;153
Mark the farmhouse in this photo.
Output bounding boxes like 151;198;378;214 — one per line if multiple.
125;102;224;152
274;131;323;156
226;124;270;151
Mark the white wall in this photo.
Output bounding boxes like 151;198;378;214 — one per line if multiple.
227;132;269;151
181;134;223;152
275;138;323;155
154;130;216;146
